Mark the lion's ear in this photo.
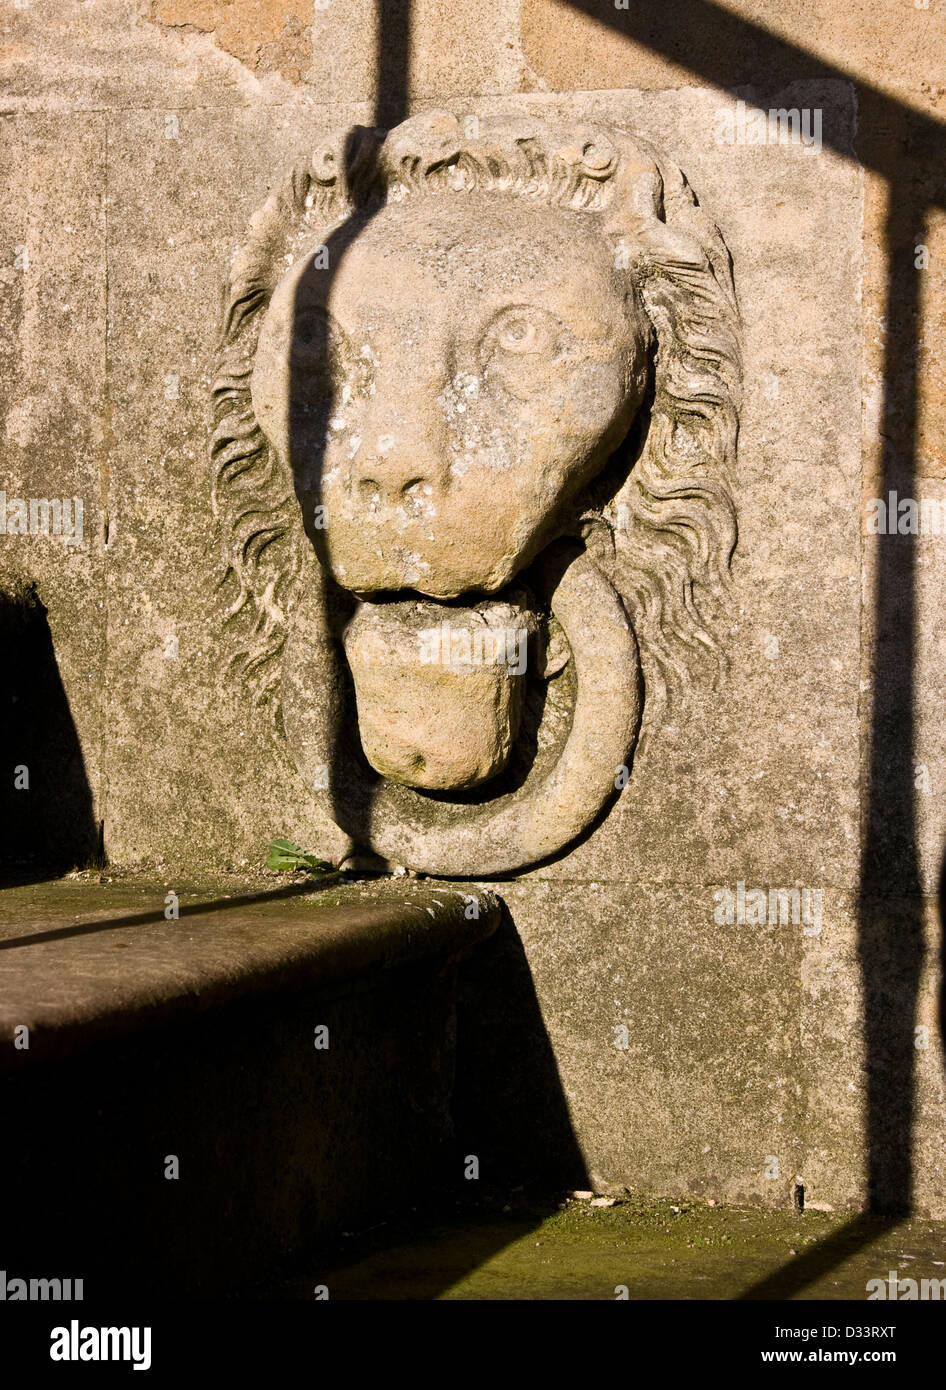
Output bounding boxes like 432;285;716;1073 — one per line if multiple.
601;145;664;245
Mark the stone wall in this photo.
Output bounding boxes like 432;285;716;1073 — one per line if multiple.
2;0;944;1215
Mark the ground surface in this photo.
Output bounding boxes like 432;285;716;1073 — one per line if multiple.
269;1196;946;1301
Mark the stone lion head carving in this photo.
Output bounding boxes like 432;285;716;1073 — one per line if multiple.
211;109;740;876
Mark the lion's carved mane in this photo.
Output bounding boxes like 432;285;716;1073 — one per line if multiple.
211;110;741;737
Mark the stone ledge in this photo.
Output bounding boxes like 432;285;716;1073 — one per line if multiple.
0;877;499;1063
0;875;501;1293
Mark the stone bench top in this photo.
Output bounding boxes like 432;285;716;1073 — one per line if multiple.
0;876;499;1065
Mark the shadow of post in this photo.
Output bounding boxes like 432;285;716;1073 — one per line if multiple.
857;190;925;1217
288;0;413;847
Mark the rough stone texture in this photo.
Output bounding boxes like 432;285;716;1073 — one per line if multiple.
150;0;313;82
491;879;804;1206
0;0;305;110
305;0;523;111
483;881;946;1216
912;499;946;894
0;115;107;869
801;894;946;1219
2;0;945;1218
103;106;333;870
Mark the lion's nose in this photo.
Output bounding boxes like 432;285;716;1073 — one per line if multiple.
350;429;445;506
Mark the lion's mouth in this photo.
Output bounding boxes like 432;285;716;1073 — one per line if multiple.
342;584;545;791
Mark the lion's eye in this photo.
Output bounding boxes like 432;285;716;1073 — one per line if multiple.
478;306;567;400
291;305;365;404
499;317;538;352
293;305;334;354
487;307;561;359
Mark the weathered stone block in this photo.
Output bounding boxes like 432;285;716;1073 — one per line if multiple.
0;877;498;1293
